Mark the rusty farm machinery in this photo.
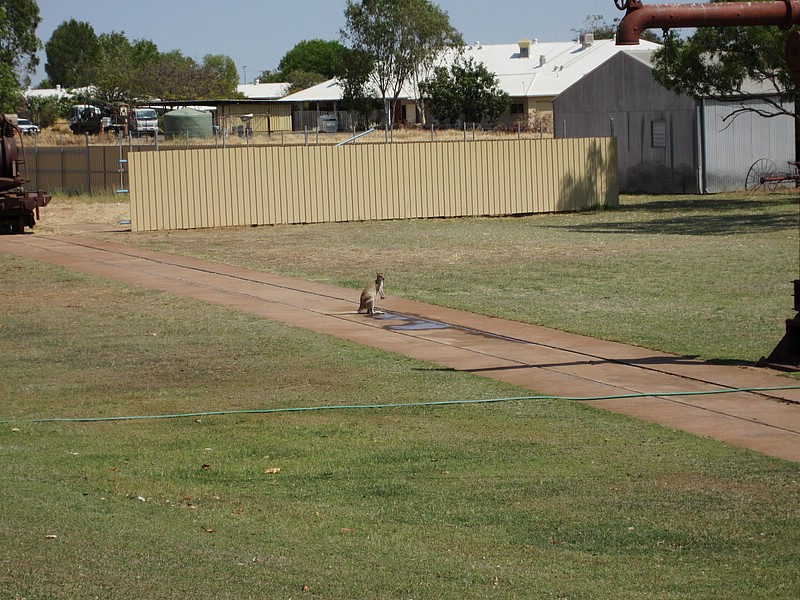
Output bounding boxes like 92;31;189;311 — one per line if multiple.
0;113;50;233
745;158;800;193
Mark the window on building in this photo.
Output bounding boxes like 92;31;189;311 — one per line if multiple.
511;103;524;115
651;120;667;148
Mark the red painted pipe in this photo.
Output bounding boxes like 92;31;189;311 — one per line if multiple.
617;1;800;44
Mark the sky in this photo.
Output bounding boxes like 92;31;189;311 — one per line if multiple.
32;0;700;86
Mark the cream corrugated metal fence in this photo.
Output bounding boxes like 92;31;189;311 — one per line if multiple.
128;137;618;232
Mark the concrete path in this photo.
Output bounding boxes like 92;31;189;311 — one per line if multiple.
3;233;800;462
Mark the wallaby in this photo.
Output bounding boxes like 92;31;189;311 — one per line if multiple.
358;273;386;315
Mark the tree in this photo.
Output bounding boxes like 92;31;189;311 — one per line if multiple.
283;70;328;94
273;39;348;93
256;69;282;84
333;47;376;127
202;54;240;97
651;24;796;120
25;93;72;127
137;50;199;100
0;0;43;110
0;63;22;113
422;56;510;125
130;38;160;69
44;19;102;88
93;31;135;102
278;39;346;80
133;50;240;100
406;3;463;125
341;0;462;127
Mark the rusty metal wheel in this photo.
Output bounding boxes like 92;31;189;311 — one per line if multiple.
745;158;779;193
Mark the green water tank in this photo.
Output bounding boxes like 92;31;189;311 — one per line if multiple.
163;107;213;139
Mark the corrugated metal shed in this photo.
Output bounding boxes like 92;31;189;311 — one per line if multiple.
700;98;795;192
554;51;796;194
554;52;698;194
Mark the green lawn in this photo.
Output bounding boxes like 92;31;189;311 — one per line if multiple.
1;192;799;599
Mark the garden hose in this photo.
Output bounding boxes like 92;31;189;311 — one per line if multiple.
2;386;799;424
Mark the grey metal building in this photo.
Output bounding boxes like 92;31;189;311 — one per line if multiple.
553;51;795;194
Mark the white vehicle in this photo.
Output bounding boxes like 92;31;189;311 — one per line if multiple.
129;108;159;136
17;118;40;135
69;104;103;134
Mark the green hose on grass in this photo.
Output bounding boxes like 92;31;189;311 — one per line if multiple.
2;386;798;424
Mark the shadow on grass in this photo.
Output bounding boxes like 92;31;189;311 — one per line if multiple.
413;352;756;377
549;196;799;236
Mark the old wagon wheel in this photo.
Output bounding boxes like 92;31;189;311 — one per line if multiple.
745;158;779;193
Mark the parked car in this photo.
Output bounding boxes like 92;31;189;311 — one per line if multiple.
17;118;40;135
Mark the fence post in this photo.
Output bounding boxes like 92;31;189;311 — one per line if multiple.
117;135;129;194
59;136;65;191
85;133;91;193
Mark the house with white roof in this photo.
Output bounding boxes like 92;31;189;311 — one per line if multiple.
24;85;74;101
281;35;662;131
236;82;289;100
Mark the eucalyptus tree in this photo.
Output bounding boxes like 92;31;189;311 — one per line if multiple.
651;25;797;121
333;46;376;128
0;0;42;110
341;0;462;126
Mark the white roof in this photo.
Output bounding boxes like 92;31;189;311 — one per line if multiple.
579;48;779;98
462;38;660;97
237;82;289;100
281;79;354;103
281;37;662;103
24;86;73;100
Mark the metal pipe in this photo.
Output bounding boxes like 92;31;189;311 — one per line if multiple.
617;0;800;45
335;128;376;147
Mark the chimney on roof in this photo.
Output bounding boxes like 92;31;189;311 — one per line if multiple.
580;33;595;49
518;39;531;58
539;55;546;67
